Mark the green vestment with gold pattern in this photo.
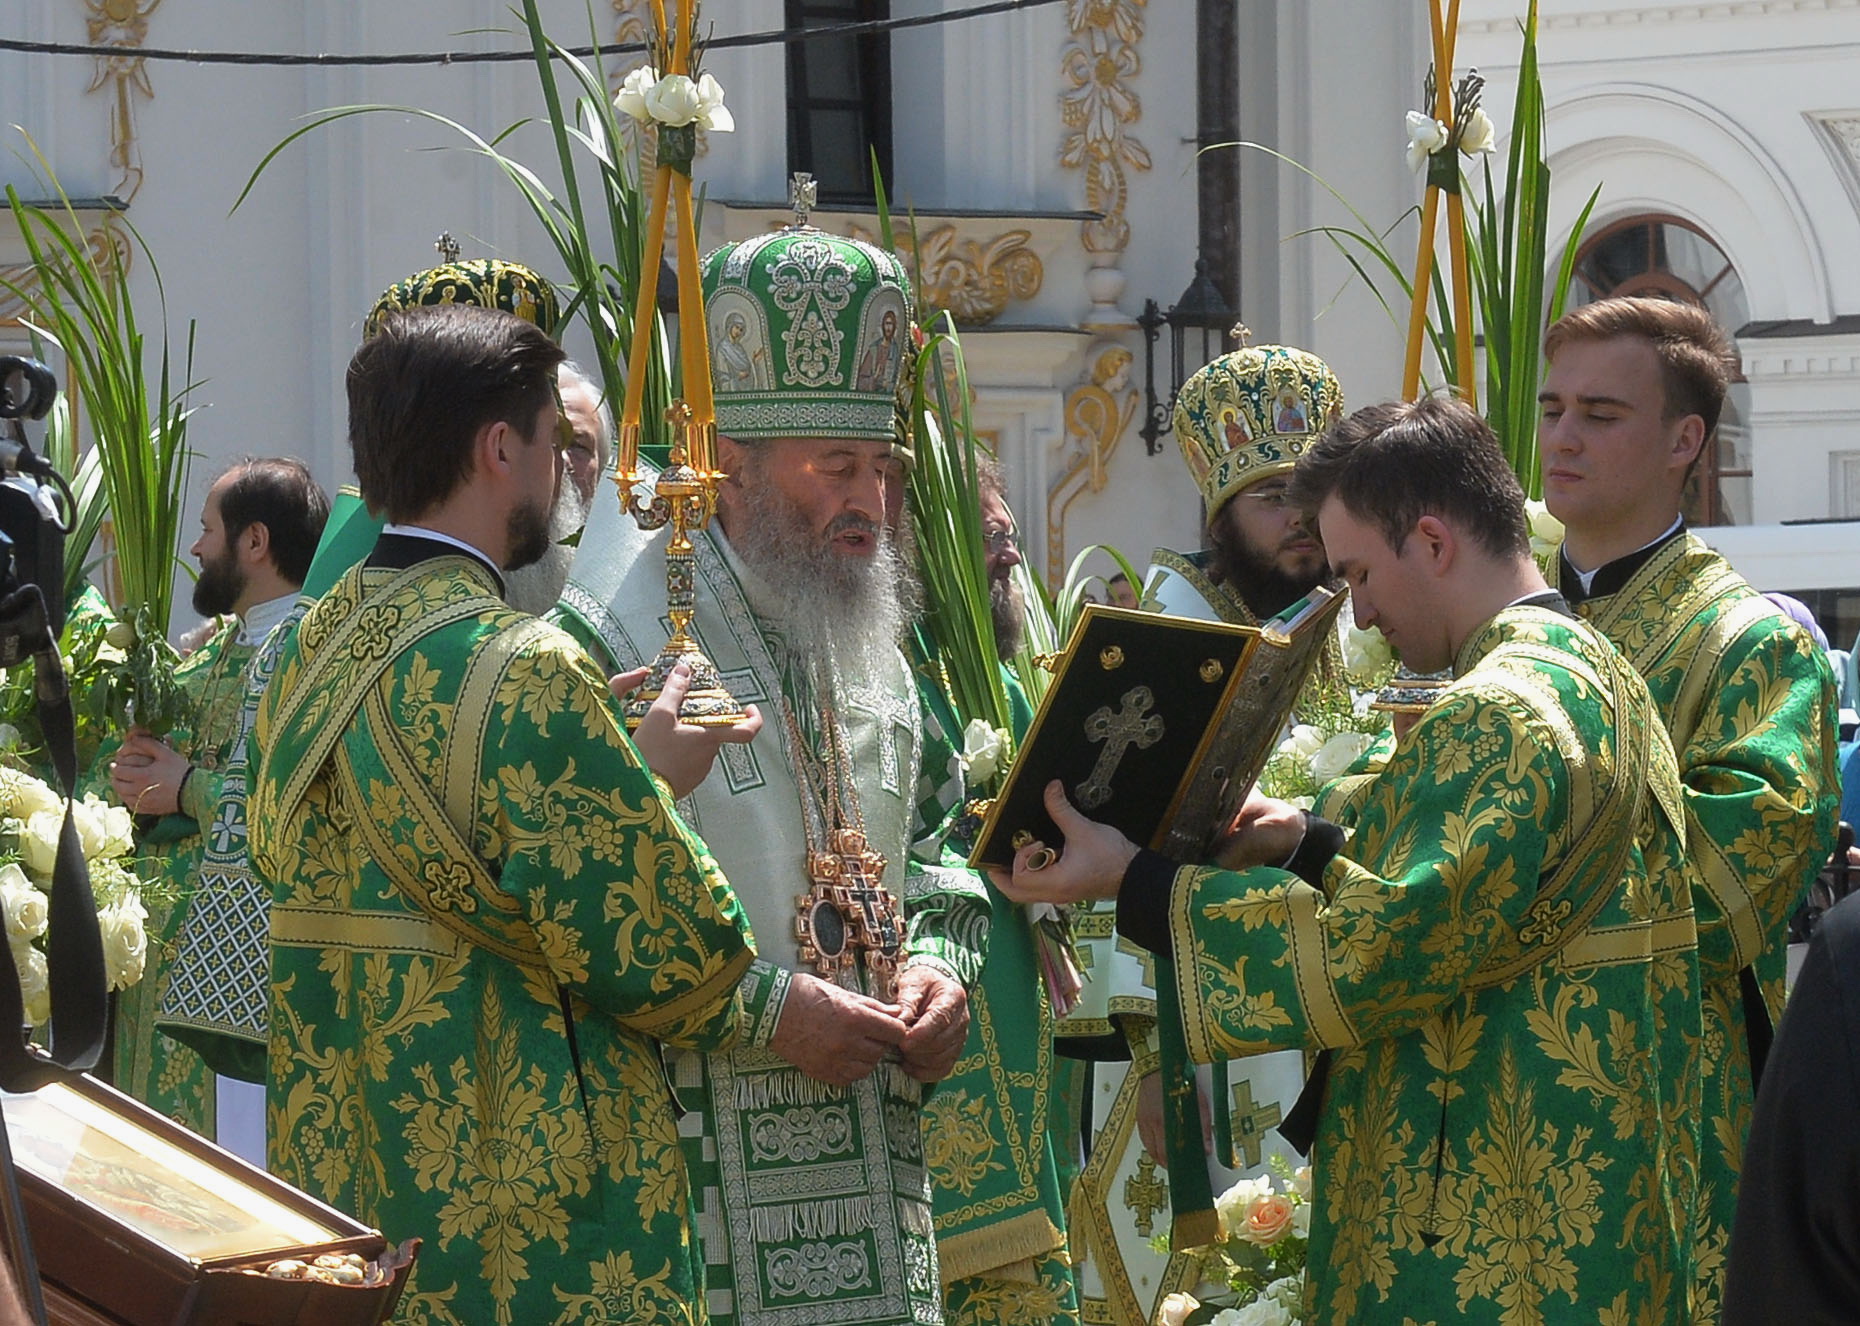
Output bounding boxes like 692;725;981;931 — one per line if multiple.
1158;606;1702;1325
1567;532;1839;1317
559;514;991;1326
250;554;756;1326
114;618;255;1136
908;637;1078;1326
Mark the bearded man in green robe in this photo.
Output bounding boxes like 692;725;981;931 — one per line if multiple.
250;306;757;1325
903;461;1078;1326
107;457;328;1144
997;397;1703;1326
1539;296;1840;1318
557;217;988;1326
152;260;564;1164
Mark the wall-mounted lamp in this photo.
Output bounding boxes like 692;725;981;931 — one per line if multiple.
1137;257;1237;455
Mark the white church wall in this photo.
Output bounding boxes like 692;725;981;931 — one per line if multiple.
1465;1;1860;540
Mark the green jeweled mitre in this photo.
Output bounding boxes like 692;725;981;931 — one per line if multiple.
363;259;561;341
701;227;916;444
1173;342;1345;514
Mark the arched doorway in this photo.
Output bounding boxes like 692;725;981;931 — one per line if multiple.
1567;215;1752;526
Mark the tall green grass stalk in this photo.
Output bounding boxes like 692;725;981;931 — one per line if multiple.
1;180;194;634
1;144;197;732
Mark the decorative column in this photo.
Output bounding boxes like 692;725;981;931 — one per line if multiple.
1059;0;1151;329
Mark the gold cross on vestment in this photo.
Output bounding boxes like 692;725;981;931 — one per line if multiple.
1124;1153;1170;1239
1226;1077;1284;1170
1078;685;1164;810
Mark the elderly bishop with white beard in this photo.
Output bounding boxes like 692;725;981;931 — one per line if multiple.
555;220;990;1326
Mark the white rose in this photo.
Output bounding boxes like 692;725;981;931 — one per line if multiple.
1215;1173;1273;1233
19;809;61;879
1458;106;1497;156
1405;109;1449;172
694;71;734;133
1291;1164;1312;1199
613;64;658;122
72;798;108;861
1277;724;1324;765
1311;731;1375;785
0;768;63;821
1229;1299;1294;1326
1290;1199;1312;1239
0;869;47;942
99;896;148;992
77;795;134;861
643;73;704;128
13;942;48;1028
1525;499;1565;562
1341;622;1394;686
960;719;1008;786
1155;1291;1200;1326
1264;1273;1305;1308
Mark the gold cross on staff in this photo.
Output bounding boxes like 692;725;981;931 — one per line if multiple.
1123;1153;1170;1239
1402;0;1477;408
434;231;461;264
1078;685;1165;811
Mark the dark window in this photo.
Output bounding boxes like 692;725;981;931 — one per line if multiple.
1569;215;1751;527
786;0;891;204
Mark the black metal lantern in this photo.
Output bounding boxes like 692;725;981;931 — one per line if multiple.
1137;258;1238;455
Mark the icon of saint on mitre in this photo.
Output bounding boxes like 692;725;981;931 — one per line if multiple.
1222;408;1254;449
1274;389;1309;435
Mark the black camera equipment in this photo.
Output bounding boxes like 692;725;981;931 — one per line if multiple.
0;357;107;1326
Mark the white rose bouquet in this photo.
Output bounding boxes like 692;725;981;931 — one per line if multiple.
1257;690;1389;808
0;769;148;1026
1153;1160;1312;1324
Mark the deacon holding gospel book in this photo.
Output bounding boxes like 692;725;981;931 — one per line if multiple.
995;396;1706;1325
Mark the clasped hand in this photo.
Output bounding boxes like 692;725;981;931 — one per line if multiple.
770;966;969;1087
109;726;188;817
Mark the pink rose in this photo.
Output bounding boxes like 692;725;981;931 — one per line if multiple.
1243;1192;1296;1245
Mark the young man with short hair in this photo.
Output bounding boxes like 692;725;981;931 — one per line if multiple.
1540;295;1840;1315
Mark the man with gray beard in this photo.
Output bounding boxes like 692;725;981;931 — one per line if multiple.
976;458;1026;664
505;360;611;614
555;219;990;1326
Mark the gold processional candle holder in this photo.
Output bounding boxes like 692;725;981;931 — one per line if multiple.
610;0;747;728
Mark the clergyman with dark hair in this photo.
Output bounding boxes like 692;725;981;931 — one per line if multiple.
248;304;756;1321
1538;294;1839;1315
106;455;329;1158
996;396;1704;1325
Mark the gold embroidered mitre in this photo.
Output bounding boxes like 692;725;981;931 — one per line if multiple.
1173;342;1345;513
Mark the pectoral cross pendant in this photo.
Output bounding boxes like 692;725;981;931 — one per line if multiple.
795;826;902;999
